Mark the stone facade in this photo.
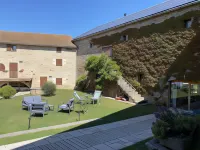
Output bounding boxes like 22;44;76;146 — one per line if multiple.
0;44;76;90
74;4;200;99
74;4;200;78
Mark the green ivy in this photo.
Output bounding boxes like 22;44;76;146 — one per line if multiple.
91;10;200;93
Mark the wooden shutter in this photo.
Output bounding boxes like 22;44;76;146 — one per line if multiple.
56;47;62;53
0;63;5;71
7;45;12;51
56;78;62;85
40;77;47;87
9;63;18;78
56;59;62;66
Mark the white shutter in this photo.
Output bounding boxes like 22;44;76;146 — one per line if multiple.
63;59;66;65
126;35;128;41
52;78;56;84
53;59;56;65
62;78;67;85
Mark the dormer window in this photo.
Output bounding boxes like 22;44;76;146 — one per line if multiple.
184;19;192;28
56;47;62;53
7;45;17;52
120;35;128;41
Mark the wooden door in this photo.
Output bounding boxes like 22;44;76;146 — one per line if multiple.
40;77;47;87
9;63;18;78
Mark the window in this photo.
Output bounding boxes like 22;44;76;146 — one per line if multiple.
0;63;5;71
7;45;17;52
102;45;112;57
56;78;62;85
56;59;62;66
137;73;143;83
56;47;62;53
120;35;128;41
89;43;93;48
184;19;192;28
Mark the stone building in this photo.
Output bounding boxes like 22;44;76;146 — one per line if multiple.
0;31;77;94
73;0;200;106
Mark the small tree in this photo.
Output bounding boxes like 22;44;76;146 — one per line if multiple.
42;82;56;96
0;85;16;99
85;54;121;90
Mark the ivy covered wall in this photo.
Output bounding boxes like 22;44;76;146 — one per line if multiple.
91;10;200;94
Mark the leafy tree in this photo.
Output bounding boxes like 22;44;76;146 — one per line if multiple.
85;54;121;90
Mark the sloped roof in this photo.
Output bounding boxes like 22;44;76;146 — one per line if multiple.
0;31;76;49
75;0;198;40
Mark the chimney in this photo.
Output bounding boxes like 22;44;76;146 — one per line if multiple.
124;13;127;17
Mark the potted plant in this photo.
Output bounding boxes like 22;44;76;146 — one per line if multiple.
152;107;197;150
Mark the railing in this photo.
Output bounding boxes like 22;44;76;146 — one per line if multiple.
119;76;137;91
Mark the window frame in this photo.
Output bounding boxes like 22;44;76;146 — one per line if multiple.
56;59;63;66
120;35;128;41
56;78;62;85
56;47;62;53
7;44;17;52
89;42;93;48
184;19;192;29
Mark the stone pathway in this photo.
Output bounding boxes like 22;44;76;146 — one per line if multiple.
0;114;155;150
0;118;99;139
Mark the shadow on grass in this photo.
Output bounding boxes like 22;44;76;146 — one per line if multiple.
12;104;156;150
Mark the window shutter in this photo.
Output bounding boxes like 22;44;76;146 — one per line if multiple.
126;35;128;41
52;78;56;84
53;59;56;65
56;59;62;66
56;78;62;85
63;59;66;65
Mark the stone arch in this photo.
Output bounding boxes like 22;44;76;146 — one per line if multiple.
0;63;5;71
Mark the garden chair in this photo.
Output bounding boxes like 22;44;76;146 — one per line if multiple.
22;96;43;110
29;102;49;117
57;98;75;115
73;91;89;113
91;90;102;105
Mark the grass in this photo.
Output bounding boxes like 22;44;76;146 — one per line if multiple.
122;138;152;150
0;125;80;145
0;89;156;134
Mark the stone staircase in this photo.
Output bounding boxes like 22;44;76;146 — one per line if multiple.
117;77;144;103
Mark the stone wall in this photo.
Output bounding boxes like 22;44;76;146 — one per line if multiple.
0;44;76;89
74;4;200;94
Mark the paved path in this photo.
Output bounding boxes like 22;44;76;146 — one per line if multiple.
0;118;99;139
0;114;155;150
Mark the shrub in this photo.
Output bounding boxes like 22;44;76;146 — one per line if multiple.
0;85;16;99
75;75;88;91
42;82;56;96
76;74;87;87
152;120;170;139
95;85;103;90
85;54;121;90
152;108;197;139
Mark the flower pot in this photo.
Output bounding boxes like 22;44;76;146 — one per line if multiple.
159;137;192;150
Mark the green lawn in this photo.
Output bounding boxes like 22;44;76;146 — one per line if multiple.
0;89;155;134
0;125;80;145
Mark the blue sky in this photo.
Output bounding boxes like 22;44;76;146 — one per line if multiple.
0;0;165;37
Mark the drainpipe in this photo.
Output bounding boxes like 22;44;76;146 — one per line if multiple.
188;83;191;111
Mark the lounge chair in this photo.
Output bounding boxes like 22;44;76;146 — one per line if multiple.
22;96;43;110
91;90;102;105
58;98;75;114
29;102;49;117
74;91;89;113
